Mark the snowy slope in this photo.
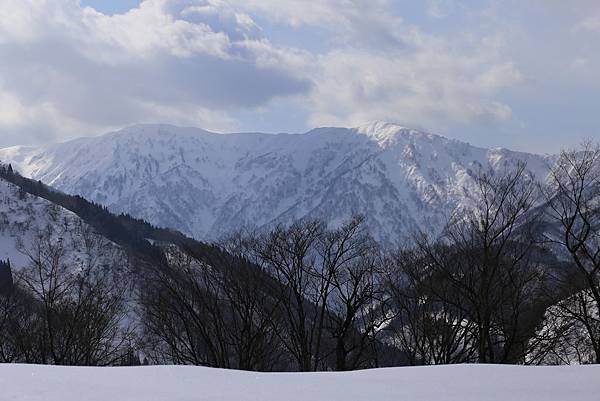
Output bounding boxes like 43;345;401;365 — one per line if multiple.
0;122;553;243
0;176;124;270
0;364;598;401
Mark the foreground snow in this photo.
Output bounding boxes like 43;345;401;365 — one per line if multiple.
0;364;598;401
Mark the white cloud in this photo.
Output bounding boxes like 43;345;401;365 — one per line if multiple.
0;0;535;147
228;0;405;48
225;0;523;130
426;0;460;19
578;16;600;32
304;20;521;129
476;62;522;92
83;2;234;60
0;0;310;145
228;0;378;29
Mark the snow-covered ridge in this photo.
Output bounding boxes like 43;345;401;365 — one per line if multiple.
355;121;435;148
0;364;598;401
0;123;553;242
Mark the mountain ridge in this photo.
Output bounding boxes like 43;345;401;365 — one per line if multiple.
0;122;554;243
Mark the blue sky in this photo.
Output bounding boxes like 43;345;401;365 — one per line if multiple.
1;0;600;153
81;0;142;15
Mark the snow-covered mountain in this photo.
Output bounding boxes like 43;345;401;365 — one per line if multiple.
0;174;125;271
0;122;553;243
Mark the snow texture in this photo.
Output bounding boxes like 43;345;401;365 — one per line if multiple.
0;364;597;401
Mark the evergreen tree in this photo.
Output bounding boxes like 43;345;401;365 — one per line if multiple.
0;259;13;295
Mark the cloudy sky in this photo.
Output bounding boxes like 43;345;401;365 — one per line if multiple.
0;0;599;152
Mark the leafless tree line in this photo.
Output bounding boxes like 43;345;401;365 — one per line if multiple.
1;142;599;369
140;217;390;371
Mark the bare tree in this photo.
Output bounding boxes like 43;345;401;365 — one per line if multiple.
529;286;599;364
321;217;390;371
244;220;329;371
140;248;231;367
0;286;44;363
218;257;286;371
541;142;600;363
15;223;134;366
405;163;544;363
230;217;389;371
140;245;285;371
385;247;478;365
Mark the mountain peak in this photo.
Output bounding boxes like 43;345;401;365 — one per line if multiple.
356;120;407;131
354;121;441;147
